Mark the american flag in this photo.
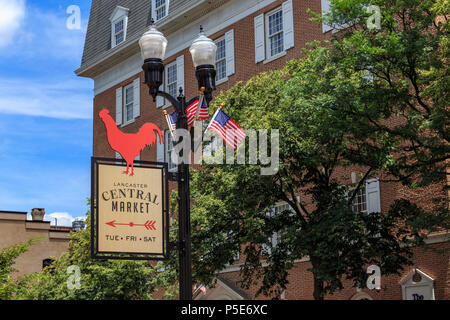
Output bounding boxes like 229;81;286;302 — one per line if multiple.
168;111;177;131
186;96;209;126
208;109;246;149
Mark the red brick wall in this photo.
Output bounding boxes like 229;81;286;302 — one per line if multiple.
93;0;327;161
219;241;449;300
91;0;449;300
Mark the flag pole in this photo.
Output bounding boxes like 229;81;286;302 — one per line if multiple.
204;103;224;136
163;110;175;140
194;87;205;122
193;103;224;153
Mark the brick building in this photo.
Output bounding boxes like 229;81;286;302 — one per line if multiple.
76;0;449;300
0;209;71;276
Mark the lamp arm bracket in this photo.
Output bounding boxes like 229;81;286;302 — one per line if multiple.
157;91;181;112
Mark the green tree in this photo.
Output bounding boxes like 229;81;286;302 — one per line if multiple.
187;40;448;300
314;0;450;186
0;238;41;300
23;203;177;300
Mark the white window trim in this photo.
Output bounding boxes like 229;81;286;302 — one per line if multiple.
166;61;178;101
262;199;297;255
160;57;183;109
165;130;177;172
263;51;287;65
215;36;227;83
122;82;135;126
112;18;125;47
265;6;284;60
255;1;293;65
152;0;170;22
110;6;129;48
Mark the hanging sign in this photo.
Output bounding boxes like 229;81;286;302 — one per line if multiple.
91;158;169;260
91;108;169;260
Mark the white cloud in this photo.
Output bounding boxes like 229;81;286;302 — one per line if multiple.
0;0;26;48
0;77;93;119
0;5;87;62
45;212;85;227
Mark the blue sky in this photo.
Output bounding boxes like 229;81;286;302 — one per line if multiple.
0;0;93;226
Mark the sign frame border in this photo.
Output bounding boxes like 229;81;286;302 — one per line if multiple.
90;157;170;261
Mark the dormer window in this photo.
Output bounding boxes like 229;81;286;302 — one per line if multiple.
114;20;125;45
152;0;169;22
110;6;129;48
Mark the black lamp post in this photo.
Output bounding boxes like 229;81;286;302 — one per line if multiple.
139;22;217;300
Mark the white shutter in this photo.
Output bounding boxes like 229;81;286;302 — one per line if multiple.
282;0;294;50
156;133;165;162
133;78;140;119
156;73;165;108
176;55;185;94
254;14;265;63
225;29;235;76
115;87;123;125
366;178;381;214
151;0;156;22
321;0;332;33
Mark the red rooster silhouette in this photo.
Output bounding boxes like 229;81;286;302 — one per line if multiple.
99;109;164;176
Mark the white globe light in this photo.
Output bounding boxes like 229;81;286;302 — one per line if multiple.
139;24;168;61
189;30;217;68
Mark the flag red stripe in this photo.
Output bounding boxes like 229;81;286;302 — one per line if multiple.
225;120;246;138
210;123;236;147
210;122;243;149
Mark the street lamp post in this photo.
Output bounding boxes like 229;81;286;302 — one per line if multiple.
139;22;217;300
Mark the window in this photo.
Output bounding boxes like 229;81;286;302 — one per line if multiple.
350;185;367;214
157;56;184;108
114;19;125;45
115;78;140;126
110;6;129;48
165;131;177;172
166;62;178;98
213;30;235;84
215;37;227;82
262;201;295;255
266;8;284;58
347;179;380;214
254;1;294;63
152;0;169;22
124;83;134;124
42;258;54;270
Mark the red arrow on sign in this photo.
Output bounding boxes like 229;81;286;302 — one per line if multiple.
106;220;156;231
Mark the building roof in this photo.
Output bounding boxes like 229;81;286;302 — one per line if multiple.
76;0;231;78
80;0;151;67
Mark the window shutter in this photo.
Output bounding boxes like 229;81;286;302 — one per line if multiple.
225;29;235;76
176;55;185;93
321;0;332;33
156;133;165;162
151;0;157;23
164;131;170;164
115;87;123;125
156;73;165;108
133;78;140;119
254;14;265;63
282;0;294;50
366;178;381;214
